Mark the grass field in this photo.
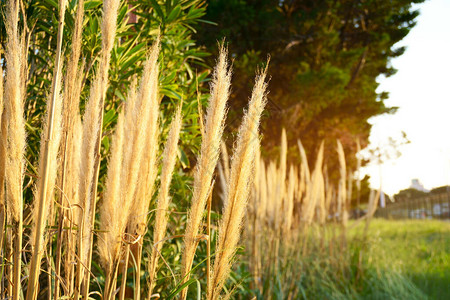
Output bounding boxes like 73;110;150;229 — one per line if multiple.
354;219;450;300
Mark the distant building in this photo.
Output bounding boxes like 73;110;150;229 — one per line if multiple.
430;185;450;194
410;179;429;192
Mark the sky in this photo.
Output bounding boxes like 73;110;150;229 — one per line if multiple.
363;0;450;195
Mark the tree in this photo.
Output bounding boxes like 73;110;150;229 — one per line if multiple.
197;0;423;176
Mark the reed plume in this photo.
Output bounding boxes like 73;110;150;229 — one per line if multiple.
60;0;84;209
337;140;347;226
180;45;231;299
4;0;27;297
98;111;125;298
54;1;84;296
297;139;310;212
76;0;121;296
125;38;160;299
0;50;3;123
258;159;268;221
297;139;311;186
27;64;64;300
208;67;267;299
0;51;5;253
97;80;136;298
148;105;183;296
303;142;324;225
283;165;296;234
279;129;287;185
266;161;277;226
26;0;66;297
63;116;82;295
126;36;161;238
98;38;161;298
274;129;287;230
249;140;262;289
4;0;25;229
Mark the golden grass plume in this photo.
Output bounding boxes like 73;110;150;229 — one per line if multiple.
180;45;231;299
148;105;183;295
208;66;268;299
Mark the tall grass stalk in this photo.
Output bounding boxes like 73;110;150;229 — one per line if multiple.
119;244;130;300
239;132;388;297
303;142;324;226
26;0;66;297
147;105;182;297
249;142;261;289
337;140;347;228
54;0;84;297
0;50;5;256
284;166;295;234
297;139;311;209
208;67;267;299
126;36;161;236
124;37;160;300
98;38;161;299
4;0;26;297
0;51;7;298
206;186;213;296
98;111;125;299
75;0;120;297
180;45;231;300
276;128;287;231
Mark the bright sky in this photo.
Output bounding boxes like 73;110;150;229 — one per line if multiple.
363;0;450;195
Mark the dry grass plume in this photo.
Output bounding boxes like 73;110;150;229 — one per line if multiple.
180;45;231;299
148;105;183;296
208;67;268;299
4;0;27;297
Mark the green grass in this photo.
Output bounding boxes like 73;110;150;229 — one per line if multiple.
234;219;449;299
352;219;450;300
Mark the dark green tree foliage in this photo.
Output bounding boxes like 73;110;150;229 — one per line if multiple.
197;0;423;176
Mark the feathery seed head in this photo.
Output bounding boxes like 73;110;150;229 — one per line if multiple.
180;46;232;291
4;0;26;223
208;66;268;299
148;105;182;291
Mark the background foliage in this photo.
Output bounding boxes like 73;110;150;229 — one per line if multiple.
197;0;424;192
